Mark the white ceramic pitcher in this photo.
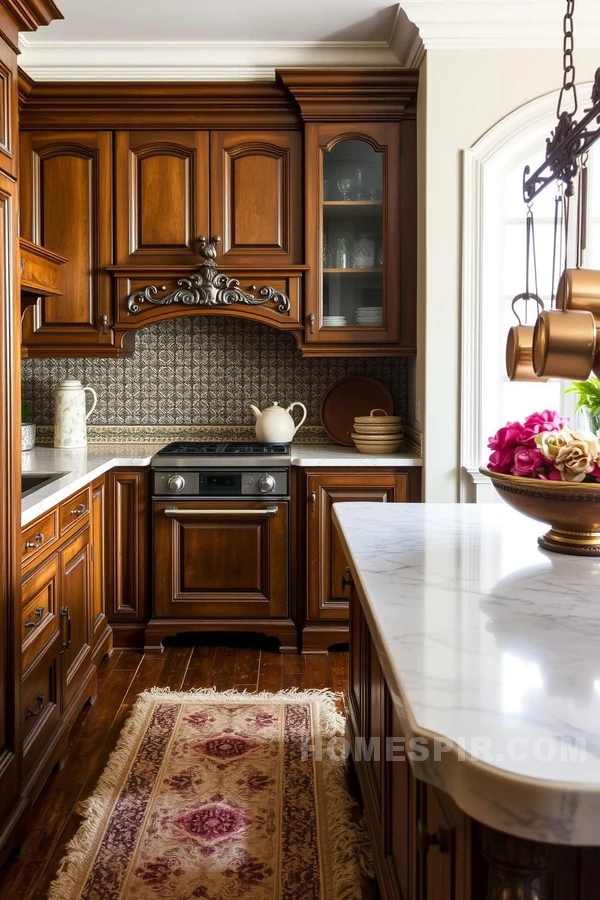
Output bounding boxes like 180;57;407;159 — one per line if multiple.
54;380;97;449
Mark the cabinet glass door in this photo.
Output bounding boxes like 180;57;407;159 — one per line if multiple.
305;122;400;347
322;139;383;331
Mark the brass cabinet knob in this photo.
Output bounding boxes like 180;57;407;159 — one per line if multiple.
417;819;450;856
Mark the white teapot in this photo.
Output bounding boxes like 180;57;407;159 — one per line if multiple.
250;401;307;443
54;379;97;449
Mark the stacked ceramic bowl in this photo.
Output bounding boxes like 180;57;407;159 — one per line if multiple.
323;315;347;327
351;409;404;454
355;306;382;326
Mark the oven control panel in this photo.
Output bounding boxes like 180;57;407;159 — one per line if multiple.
153;468;289;499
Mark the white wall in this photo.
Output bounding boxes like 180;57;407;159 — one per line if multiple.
417;48;600;500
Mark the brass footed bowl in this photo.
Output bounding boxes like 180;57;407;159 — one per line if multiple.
480;467;600;556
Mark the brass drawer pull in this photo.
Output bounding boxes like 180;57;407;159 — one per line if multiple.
164;507;278;518
26;694;45;719
25;533;44;550
309;491;316;512
24;607;45;629
341;567;353;590
60;606;72;653
20;258;25;274
69;503;86;517
417;820;450;856
309;312;315;333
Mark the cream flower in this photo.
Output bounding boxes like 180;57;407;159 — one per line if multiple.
554;438;597;482
535;425;575;460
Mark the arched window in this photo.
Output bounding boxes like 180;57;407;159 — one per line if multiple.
461;87;593;501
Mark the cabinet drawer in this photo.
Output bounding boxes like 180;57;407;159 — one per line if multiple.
59;486;90;536
22;553;60;671
21;508;58;569
22;636;61;781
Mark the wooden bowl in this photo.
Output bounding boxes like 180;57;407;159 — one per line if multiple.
352;434;403;454
480;467;600;555
353;423;404;436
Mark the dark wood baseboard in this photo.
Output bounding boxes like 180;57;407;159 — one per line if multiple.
91;625;114;666
143;618;299;654
301;623;349;653
108;622;146;649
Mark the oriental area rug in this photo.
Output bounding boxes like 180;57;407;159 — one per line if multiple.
48;688;367;900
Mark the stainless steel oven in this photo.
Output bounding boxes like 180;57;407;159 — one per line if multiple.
150;443;291;624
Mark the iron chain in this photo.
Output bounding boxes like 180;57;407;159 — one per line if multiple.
557;0;578;117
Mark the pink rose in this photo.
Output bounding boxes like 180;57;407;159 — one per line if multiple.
510;446;545;477
488;447;515;473
488;421;528;452
518;410;568;443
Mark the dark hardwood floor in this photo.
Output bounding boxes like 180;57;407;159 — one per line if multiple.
0;644;375;900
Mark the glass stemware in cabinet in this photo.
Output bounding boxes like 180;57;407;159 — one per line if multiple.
336;178;354;201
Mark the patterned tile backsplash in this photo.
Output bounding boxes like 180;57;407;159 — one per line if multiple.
21;315;409;430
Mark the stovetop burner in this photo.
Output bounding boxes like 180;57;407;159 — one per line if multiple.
156;441;291;456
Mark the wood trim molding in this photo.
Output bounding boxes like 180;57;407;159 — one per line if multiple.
1;0;62;33
19;80;301;129
277;68;419;121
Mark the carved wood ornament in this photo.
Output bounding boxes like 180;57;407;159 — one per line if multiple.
126;236;291;316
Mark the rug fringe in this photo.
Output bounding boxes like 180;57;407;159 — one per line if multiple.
143;685;342;704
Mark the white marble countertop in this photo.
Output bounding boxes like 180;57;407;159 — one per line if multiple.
333;501;600;846
290;444;422;467
21;445;164;526
21;443;421;526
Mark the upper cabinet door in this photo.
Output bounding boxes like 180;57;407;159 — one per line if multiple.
20;131;114;349
210;131;301;266
115;131;209;266
304;122;403;349
0;39;17;179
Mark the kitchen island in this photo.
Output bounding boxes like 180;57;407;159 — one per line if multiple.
333;501;600;900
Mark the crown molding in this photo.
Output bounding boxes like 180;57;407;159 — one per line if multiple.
2;0;62;33
401;0;600;49
18;80;302;129
17;37;406;82
277;68;419;120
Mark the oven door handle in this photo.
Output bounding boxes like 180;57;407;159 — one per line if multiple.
164;507;279;517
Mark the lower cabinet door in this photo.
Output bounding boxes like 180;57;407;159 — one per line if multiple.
90;477;108;650
306;472;408;622
59;524;92;711
153;501;289;619
417;785;457;900
22;633;62;783
383;693;412;900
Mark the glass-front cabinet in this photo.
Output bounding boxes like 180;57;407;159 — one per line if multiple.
305;122;401;348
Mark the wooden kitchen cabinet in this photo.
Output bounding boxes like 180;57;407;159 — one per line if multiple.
0;35;17;180
19;130;114;353
347;586;470;900
106;468;150;647
59;522;93;716
19;480;113;807
115;130;209;266
90;476;109;662
304;122;402;349
301;468;420;652
210;130;302;266
16;72;417;359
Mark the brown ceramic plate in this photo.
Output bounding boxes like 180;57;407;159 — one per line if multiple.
320;375;394;446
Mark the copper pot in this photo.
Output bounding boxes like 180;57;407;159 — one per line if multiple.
532;308;597;379
505;293;547;382
506;325;543;381
557;268;600;323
